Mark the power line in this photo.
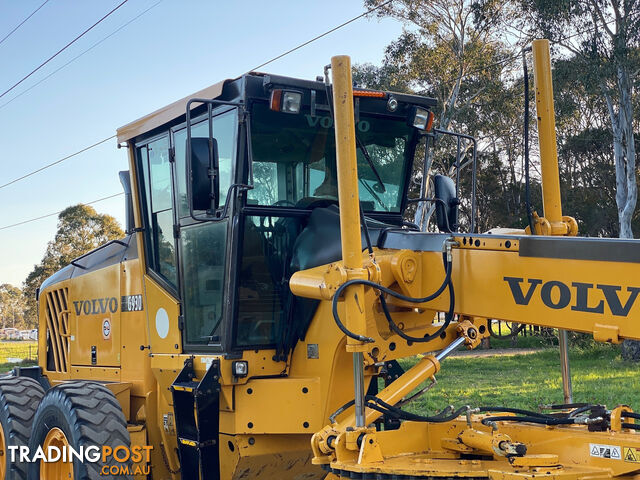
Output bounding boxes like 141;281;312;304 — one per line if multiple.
0;1;389;192
0;0;163;112
2;2;628;235
0;0;50;47
437;15;633;92
0;135;116;190
0;192;124;231
249;0;393;72
0;0;129;100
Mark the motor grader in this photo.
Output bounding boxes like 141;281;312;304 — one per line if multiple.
3;38;640;480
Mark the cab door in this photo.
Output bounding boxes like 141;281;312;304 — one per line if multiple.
172;107;238;352
136;134;183;354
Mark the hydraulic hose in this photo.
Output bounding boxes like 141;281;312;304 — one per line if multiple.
331;203;454;344
331;261;453;344
478;406;552;419
568;404;597;418
365;397;469;423
481;415;576;426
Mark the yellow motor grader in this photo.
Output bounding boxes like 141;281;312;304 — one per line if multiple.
3;39;640;480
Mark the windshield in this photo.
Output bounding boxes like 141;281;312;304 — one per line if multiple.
248;102;415;212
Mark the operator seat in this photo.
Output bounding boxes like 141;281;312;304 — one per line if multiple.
279;205;393;357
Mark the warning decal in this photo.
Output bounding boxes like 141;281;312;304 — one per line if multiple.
590;444;621;460
624;447;640;463
102;318;111;340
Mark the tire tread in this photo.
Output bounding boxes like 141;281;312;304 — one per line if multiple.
0;376;44;480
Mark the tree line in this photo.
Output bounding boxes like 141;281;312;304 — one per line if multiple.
3;0;638;333
1;205;123;329
357;0;638;237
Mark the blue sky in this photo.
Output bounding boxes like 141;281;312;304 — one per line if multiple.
0;0;404;287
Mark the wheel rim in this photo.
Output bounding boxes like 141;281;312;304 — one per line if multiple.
0;420;6;480
41;427;74;480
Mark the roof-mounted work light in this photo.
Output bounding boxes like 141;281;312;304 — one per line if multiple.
270;89;302;114
409;107;434;132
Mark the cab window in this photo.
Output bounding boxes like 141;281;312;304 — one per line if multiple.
137;135;177;287
174;109;237;218
248;102;413;212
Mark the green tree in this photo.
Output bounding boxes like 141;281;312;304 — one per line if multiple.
521;0;640;238
22;205;123;324
0;284;27;328
358;0;526;231
519;0;640;358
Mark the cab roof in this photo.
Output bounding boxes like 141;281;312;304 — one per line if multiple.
116;72;437;144
116;78;235;143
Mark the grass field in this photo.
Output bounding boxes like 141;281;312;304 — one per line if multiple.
0;341;37;362
399;345;640;415
1;341;638;415
0;341;37;373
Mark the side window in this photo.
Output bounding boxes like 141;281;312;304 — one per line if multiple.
138;135;177;287
174;109;237;218
235;215;302;347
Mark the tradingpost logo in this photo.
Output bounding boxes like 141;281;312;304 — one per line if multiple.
9;444;153;476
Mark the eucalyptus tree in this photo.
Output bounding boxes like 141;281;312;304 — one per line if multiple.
22;205;123;325
521;0;640;238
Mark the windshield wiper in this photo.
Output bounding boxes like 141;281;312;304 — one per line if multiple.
356;136;386;193
359;177;388;211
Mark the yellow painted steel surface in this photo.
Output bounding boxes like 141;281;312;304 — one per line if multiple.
331;54;368;351
531;39;577;236
40;427;73;480
325;416;640;479
532;39;562;228
32;46;640;480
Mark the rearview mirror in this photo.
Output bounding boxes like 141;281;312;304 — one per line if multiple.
433;174;459;232
188;137;219;211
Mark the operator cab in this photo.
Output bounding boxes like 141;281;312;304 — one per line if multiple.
127;73;438;358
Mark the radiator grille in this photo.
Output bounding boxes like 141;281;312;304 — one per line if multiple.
44;287;70;372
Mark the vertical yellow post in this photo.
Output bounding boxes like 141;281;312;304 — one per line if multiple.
531;39;576;236
330;55;368;351
331;55;368;429
532;40;575;403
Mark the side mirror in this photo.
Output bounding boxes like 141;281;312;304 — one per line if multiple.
188;137;219;211
118;170;134;234
433;174;459;232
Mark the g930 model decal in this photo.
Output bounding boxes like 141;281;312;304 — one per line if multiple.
121;294;144;312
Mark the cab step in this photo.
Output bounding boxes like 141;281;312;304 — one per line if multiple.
170;356;221;480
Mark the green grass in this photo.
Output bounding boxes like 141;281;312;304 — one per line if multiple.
0;342;37;365
397;345;640;415
0;359;37;373
487;334;557;349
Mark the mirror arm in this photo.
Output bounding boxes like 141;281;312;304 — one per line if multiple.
245;108;255;187
185;98;242;224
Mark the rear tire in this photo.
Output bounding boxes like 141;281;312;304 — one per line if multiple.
28;381;131;480
0;376;44;480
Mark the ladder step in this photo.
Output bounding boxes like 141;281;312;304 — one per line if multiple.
178;437;217;448
173;381;199;392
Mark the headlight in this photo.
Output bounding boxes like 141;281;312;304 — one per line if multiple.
270;89;303;114
410;107;434;131
282;91;302;113
232;360;248;378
